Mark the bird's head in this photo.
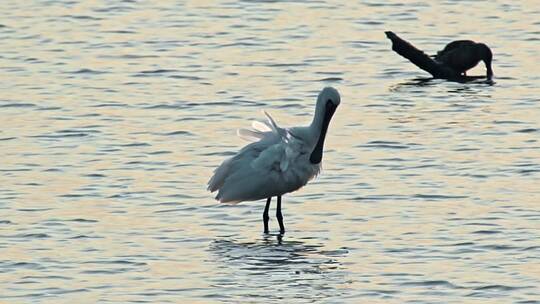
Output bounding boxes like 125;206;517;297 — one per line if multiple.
310;87;341;164
317;86;341;108
478;43;493;79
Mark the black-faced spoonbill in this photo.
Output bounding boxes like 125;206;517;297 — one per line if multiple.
208;87;341;234
385;31;493;81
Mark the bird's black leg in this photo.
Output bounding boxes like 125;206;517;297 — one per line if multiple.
263;197;271;234
276;195;285;234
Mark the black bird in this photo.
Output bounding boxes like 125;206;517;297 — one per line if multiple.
434;40;493;79
385;31;494;81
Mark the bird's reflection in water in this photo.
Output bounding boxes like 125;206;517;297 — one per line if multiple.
446;86;494;99
390;76;494;91
208;235;351;301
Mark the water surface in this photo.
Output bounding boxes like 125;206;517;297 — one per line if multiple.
1;0;539;303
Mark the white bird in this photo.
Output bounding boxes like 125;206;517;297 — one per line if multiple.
207;87;341;234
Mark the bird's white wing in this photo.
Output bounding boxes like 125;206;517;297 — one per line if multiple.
250;111;300;173
210;112;308;203
263;111;288;140
237;111;288;142
252;120;271;132
236;128;264;142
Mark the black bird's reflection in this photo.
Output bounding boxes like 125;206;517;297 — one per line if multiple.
389;77;494;94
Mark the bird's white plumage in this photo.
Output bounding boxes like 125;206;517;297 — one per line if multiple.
208;87;340;204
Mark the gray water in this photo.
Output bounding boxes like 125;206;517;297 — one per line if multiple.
1;1;539;303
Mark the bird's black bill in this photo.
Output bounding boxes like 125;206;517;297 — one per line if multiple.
310;101;337;164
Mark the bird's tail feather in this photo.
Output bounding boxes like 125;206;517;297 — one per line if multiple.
207;158;232;192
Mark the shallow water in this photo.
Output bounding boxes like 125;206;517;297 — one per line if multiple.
1;0;539;303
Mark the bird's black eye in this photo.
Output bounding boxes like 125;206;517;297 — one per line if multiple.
327;99;332;103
